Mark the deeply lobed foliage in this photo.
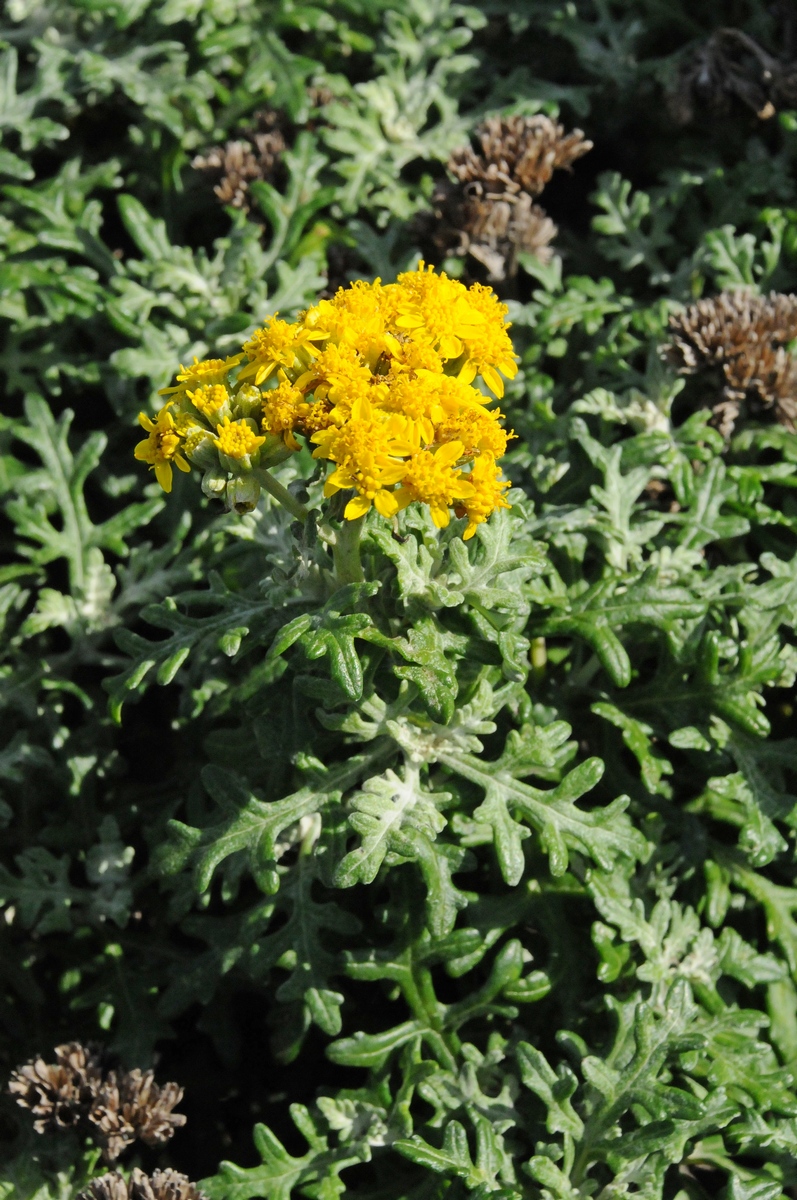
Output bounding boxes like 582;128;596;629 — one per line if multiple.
4;2;797;1200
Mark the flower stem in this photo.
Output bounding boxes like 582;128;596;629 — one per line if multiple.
255;468;310;523
333;516;365;584
531;635;547;679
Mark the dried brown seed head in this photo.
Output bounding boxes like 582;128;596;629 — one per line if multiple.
435;114;589;281
307;84;334;108
663;290;797;435
448;114;592;197
430;178;557;282
8;1042;104;1134
80;1174;131;1200
79;1170;205;1200
88;1069;186;1163
192;110;287;212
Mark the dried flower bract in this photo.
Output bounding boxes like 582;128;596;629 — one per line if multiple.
663;290;797;436
448;114;592;197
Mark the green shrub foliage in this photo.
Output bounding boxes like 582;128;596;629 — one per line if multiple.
4;1;797;1198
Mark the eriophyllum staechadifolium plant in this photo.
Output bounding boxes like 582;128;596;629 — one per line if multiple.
9;3;797;1200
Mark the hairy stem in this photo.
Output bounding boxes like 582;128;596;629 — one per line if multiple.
255;468;310;523
333;516;365;584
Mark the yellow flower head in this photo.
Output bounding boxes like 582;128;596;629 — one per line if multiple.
306;281;390;366
455;283;518;398
240;315;328;386
134;406;191;493
214;417;266;461
295;341;376;414
142;267;516;536
394;442;475;530
160;356;241;399
435;405;514;461
313;402;406;520
262;377;309;452
296;398;336;438
188;384;230;418
383;334;443;376
377;373;442;449
394;263;486;362
459;454;512;539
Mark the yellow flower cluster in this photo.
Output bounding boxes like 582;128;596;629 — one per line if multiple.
135;265;516;536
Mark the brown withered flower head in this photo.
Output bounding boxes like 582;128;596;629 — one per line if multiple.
8;1043;186;1163
671;28;797;124
192;110;287;211
663;290;797;437
448;114;592;198
432;114;591;282
81;1170;205;1200
8;1042;104;1134
88;1069;187;1163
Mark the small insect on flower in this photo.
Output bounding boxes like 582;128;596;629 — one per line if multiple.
134;407;192;493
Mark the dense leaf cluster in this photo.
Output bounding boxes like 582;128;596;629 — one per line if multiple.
3;2;797;1199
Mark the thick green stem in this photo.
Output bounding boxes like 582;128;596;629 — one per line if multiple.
255;468;310;523
333;516;365;584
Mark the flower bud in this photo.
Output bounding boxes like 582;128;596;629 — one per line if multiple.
183;428;218;470
226;476;261;514
234;384;264;419
258;434;294;469
201;468;228;498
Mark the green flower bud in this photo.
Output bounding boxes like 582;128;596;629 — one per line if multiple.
234;383;264;419
201;467;228;498
226;475;261;514
183;428;218;470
